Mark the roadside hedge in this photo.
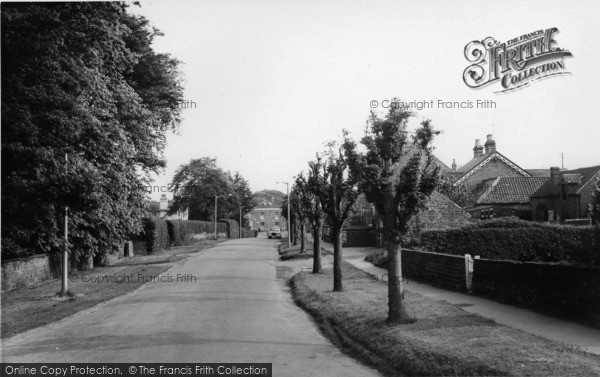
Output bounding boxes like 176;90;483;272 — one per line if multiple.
219;219;239;239
415;218;599;265
145;218;257;251
240;228;257;238
472;258;600;326
142;217;170;254
165;220;228;245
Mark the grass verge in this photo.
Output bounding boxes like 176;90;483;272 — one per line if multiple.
1;241;219;338
290;262;600;377
278;241;332;260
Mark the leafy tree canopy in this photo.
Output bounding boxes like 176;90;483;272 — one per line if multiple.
1;2;183;259
168;157;253;222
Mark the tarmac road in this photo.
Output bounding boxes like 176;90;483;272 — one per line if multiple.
1;238;380;377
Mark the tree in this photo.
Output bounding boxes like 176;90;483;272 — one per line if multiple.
289;185;307;252
169;157;239;221
310;142;360;292
437;178;476;208
280;196;295;243
299;169;326;273
232;172;254;227
344;105;441;324
1;2;183;262
590;175;600;225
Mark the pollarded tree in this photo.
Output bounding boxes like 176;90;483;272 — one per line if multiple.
310;142;360;291
297;170;325;273
289;185;308;253
344;105;441;325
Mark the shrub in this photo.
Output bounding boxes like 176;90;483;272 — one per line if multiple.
364;248;388;268
219;219;239;239
416;218;599;265
0;238;34;260
240;228;256;238
142;217;170;254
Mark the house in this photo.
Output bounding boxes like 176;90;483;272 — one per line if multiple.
248;207;286;231
146;194;189;220
447;134;552;219
530;165;600;221
466;176;548;220
449;134;548;190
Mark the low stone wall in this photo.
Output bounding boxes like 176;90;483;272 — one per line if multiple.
402;249;466;291
473;259;600;324
1;254;56;291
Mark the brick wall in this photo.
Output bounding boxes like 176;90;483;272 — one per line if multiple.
473;259;600;323
402;249;466;291
1;254;56;291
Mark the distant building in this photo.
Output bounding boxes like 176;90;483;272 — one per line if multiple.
466;176;548;220
448;134;552;220
248;207;287;231
530;165;600;221
448;134;544;189
147;194;189;220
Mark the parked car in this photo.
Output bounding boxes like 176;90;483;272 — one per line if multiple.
267;226;281;239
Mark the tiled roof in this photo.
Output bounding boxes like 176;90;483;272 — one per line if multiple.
561;174;582;184
526;169;551;177
531;165;600;197
477;177;549;204
570;165;600;192
391;143;452;180
455;152;491;173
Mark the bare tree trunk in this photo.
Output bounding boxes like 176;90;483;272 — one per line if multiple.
332;224;343;292
300;221;306;253
386;237;404;324
312;219;323;273
292;217;298;246
384;158;405;325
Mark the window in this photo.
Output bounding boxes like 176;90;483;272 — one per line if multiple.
275;221;279;226
260;221;265;226
561;183;567;201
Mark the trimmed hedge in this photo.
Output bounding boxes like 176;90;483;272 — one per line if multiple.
473;259;600;325
165;220;227;245
240;228;257;238
145;218;257;252
142;217;170;254
416;218;600;265
219;219;239;239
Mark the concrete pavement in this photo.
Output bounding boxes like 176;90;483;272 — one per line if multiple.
316;239;600;355
1;238;381;377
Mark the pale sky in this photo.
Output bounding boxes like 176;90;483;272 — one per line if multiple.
131;0;600;199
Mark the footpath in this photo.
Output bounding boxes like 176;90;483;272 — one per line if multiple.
315;239;600;355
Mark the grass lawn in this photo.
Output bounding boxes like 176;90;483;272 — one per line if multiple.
278;240;332;260
290;262;600;377
1;240;221;338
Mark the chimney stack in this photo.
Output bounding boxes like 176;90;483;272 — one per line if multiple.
473;139;484;158
484;134;496;154
451;159;457;171
550;166;560;193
